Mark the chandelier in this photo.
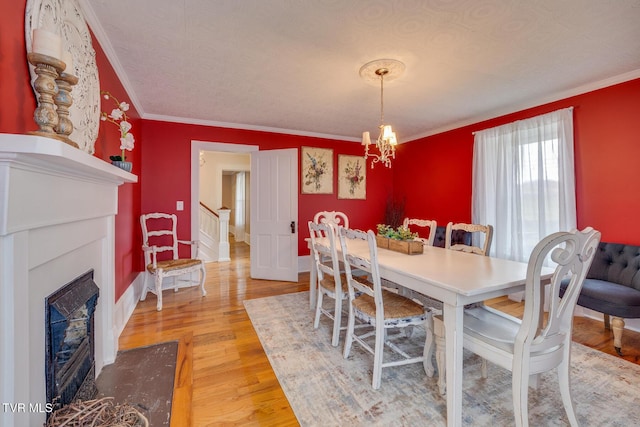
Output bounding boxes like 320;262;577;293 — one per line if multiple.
360;59;405;168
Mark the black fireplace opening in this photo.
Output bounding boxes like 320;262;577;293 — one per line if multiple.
45;269;99;413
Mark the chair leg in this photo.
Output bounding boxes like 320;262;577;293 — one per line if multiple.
331;292;342;347
313;289;324;329
141;272;149;301
433;315;446;395
199;263;207;296
558;358;579;427
423;313;435;377
155;273;163;311
372;323;384;389
342;305;355;359
611;316;625;356
480;359;488;378
512;360;531;427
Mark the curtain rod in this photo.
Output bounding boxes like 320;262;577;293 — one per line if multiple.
471;106;574;135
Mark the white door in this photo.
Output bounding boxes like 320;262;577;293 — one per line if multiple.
250;148;298;281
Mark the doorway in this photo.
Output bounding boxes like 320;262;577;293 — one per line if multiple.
191;142;299;281
191;141;257;263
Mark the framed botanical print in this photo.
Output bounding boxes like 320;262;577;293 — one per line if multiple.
301;147;333;194
338;155;366;199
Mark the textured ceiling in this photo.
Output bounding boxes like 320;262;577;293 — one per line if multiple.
81;0;640;142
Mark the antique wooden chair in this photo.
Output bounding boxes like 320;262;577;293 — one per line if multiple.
308;221;348;347
402;218;438;246
463;227;600;426
140;212;207;311
338;227;429;389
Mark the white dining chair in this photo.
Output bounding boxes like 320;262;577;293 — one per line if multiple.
402;217;438;246
463;227;600;427
445;221;493;255
338;227;430;389
309;211;350;306
429;221;495;394
308;221;348;347
313;211;349;234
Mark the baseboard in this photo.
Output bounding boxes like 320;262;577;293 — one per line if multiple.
298;255;311;273
113;272;145;346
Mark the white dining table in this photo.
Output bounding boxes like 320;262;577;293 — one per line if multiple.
308;237;550;427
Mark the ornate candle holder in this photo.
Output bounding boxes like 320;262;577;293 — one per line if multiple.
54;71;80;148
27;52;65;139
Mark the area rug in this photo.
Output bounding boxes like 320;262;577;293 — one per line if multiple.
96;341;177;426
244;291;640;427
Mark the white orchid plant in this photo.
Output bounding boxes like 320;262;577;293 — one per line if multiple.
100;91;135;161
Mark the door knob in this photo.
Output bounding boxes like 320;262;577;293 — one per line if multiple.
290;221;296;234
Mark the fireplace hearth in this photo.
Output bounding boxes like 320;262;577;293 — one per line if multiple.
45;270;99;412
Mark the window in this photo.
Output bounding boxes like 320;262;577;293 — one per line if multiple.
472;107;576;262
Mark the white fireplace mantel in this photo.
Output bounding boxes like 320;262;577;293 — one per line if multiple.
0;133;136;426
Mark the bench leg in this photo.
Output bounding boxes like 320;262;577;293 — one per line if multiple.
611;316;625;356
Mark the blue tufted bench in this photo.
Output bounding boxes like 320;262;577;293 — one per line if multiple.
560;241;640;355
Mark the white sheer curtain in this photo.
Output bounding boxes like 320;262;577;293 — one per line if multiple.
234;172;246;243
472;107;576;262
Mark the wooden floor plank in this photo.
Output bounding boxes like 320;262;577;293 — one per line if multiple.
119;239;640;426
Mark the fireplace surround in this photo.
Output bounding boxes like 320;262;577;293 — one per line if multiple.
0;134;137;426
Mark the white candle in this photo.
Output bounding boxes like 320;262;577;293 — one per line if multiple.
62;51;74;75
32;29;62;60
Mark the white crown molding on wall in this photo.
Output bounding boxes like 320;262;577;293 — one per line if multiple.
77;0;145;118
406;68;640;142
144;113;359;142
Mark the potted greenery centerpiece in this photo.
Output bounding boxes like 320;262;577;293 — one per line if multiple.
376;224;424;255
101;91;135;172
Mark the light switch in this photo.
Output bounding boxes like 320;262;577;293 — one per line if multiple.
176;201;184;211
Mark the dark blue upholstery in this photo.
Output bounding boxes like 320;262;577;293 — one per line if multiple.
433;226;471;248
560;242;640;319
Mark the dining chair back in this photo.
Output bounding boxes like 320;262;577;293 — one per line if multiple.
308;221;348;346
445;222;493;256
313;211;349;235
463;227;601;427
403;218;438;246
140;212;207;311
309;211;349;306
431;222;494;393
338;226;429;389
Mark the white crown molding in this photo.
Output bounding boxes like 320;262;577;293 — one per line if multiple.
144;113;359;142
405;68;640;142
77;0;145;118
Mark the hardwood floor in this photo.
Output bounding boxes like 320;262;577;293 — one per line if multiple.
119;240;640;426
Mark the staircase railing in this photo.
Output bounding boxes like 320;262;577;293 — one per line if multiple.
199;202;219;241
199;202;230;262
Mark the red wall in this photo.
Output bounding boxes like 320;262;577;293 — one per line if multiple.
0;1;37;132
6;0;640;302
92;34;142;300
1;0;142;301
140;120;393;256
394;78;640;245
